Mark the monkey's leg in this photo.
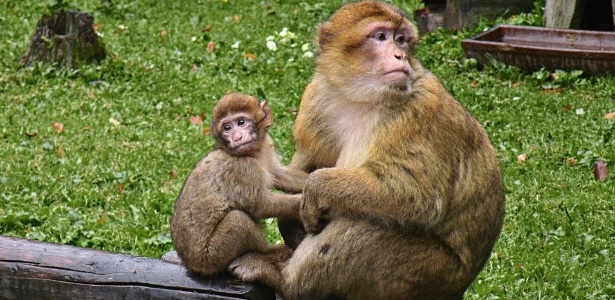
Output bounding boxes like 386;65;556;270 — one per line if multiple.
277;217;306;250
282;218;470;300
187;210;270;276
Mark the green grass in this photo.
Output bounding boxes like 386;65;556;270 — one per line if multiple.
1;1;613;298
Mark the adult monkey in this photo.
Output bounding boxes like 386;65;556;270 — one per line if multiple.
230;1;505;299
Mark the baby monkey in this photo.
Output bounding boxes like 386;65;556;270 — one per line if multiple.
170;93;307;276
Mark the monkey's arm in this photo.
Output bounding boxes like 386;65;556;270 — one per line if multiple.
252;193;302;220
272;166;309;194
301;160;450;234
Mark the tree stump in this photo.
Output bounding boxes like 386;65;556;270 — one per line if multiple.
545;0;614;31
20;9;106;69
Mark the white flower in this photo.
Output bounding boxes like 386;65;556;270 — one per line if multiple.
301;43;311;52
303;51;314;58
231;41;240;49
266;35;275;41
279;27;289;37
267;40;278;51
109;117;121;126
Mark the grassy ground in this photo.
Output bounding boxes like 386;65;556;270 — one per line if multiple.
1;0;613;298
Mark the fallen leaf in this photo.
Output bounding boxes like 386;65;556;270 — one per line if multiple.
170;170;178;178
245;53;256;60
57;147;65;157
52;122;64;133
93;22;102;31
564;104;571;112
207;41;216;53
202;126;210;135
160;30;168;37
565;157;578;166
517;153;528;162
594;160;608;181
233;15;240;22
604;112;615;119
26;132;37;138
192;64;198;71
189;116;202;125
118;184;124;195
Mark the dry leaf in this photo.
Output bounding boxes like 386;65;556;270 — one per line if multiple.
565;157;578;166
170;170;178;179
207;41;216;53
189;116;203;125
57;147;65;157
563;104;571;112
52;122;64;133
202;126;211;135
160;30;168;37
233;15;240;22
245;53;256;60
93;22;102;31
517;153;528;162
604;112;615;119
594;160;609;181
118;184;124;195
26;132;37;138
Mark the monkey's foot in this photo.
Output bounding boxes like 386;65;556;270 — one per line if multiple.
161;250;182;265
229;252;278;283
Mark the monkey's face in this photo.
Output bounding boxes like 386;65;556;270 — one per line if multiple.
315;1;419;96
218;112;260;156
359;21;413;91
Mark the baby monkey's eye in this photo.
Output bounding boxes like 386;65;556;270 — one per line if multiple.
237;118;246;126
223;124;232;131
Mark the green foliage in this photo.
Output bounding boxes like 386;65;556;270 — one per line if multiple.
1;1;613;298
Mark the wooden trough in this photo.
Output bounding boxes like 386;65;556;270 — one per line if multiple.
462;25;615;76
0;236;275;300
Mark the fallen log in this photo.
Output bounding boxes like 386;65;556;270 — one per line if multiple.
0;236;274;300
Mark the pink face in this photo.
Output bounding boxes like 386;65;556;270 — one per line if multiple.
219;112;259;155
362;22;413;90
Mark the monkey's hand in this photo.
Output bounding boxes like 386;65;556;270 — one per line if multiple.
299;170;331;234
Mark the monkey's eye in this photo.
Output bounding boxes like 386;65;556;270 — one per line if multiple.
373;32;387;41
223;124;232;131
395;35;406;45
237;118;246;126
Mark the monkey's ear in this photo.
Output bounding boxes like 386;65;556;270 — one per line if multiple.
260;101;273;127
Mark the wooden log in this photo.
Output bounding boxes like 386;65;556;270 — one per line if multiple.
0;236;275;300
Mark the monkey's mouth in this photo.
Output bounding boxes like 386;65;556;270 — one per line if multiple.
232;141;257;153
383;70;410;90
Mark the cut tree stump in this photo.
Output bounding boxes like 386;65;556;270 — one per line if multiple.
20;9;106;69
545;0;615;31
0;236;275;300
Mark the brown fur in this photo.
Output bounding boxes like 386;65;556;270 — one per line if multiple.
231;1;505;299
171;93;307;276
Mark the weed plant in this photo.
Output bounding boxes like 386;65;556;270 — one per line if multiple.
0;1;613;298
